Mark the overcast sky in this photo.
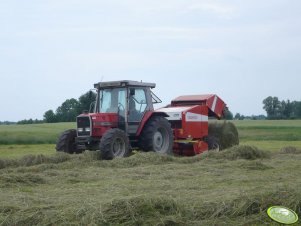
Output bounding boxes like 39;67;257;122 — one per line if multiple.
0;0;300;121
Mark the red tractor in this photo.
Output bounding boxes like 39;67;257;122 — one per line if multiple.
56;80;238;159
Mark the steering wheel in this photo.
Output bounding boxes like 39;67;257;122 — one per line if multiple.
118;103;125;112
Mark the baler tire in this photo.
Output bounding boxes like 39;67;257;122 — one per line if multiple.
100;129;130;160
56;129;79;154
207;136;220;151
139;116;173;154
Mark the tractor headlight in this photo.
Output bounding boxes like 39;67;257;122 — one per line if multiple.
77;128;83;132
85;127;91;132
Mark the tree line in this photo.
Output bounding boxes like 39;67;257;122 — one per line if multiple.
262;96;301;119
43;91;97;123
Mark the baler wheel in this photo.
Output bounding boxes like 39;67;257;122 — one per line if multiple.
56;129;79;154
139;116;173;154
207;136;220;151
100;128;130;160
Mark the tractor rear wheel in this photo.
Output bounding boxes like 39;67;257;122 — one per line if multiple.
56;129;79;154
100;128;130;160
139;116;173;154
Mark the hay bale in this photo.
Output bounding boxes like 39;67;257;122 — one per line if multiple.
208;121;239;150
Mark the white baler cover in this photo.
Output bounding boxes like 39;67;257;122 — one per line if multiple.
156;106;192;120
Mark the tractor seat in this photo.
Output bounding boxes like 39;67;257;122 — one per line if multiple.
129;98;142;121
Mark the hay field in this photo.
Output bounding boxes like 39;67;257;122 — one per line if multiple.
0;122;75;145
0;120;300;225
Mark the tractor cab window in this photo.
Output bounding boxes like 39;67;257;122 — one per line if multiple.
99;88;126;116
128;88;147;122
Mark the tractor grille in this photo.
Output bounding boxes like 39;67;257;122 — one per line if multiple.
77;116;91;136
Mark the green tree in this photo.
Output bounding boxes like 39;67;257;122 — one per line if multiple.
234;113;241;120
223;108;233;120
78;91;97;113
280;100;292;119
291;101;301;118
43;90;97;123
263;96;281;119
56;98;80;122
43;110;57;123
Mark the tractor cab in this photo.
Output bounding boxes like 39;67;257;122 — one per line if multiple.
93;80;160;135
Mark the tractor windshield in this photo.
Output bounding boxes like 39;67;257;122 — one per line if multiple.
99;88;126;114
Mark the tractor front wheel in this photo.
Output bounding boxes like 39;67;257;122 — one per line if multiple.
100;129;130;160
139;116;173;154
56;129;80;154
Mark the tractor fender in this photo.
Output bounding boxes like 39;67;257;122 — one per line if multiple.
136;111;169;136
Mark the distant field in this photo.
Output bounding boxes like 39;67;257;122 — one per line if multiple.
0;122;75;145
232;120;301;142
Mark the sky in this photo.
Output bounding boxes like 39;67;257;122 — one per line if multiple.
0;0;301;121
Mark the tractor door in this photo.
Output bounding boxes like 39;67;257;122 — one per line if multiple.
99;88;127;130
128;88;148;135
116;89;127;130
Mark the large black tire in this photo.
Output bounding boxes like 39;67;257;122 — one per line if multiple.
100;128;130;160
139;116;173;154
206;136;220;151
56;129;79;154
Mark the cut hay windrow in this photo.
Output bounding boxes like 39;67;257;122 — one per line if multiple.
0;145;272;170
280;146;301;154
202;145;271;160
98;188;301;225
0;153;71;169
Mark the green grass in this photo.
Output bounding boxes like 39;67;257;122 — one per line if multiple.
232;120;301;142
0;122;75;145
241;140;301;151
0;144;54;159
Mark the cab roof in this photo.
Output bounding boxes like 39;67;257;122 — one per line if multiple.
94;80;156;89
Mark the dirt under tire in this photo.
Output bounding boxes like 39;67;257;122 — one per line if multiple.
100;128;130;160
139;116;173;154
56;129;79;154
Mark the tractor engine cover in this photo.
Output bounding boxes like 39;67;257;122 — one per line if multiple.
77;113;119;138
